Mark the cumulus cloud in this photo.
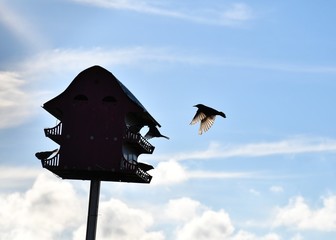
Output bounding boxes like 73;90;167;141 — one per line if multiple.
1;172;309;240
291;233;303;240
164;197;205;222
150;159;256;186
150;160;188;185
273;195;336;231
0;173;85;240
74;198;164;240
231;231;281;240
163;197;281;240
0;173;164;240
176;209;234;240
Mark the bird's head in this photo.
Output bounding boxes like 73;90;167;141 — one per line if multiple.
219;112;226;118
193;104;203;108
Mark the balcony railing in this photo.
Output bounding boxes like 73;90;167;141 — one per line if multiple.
121;158;137;171
123;131;154;154
44;122;62;144
42;152;60;168
120;158;152;183
135;167;151;183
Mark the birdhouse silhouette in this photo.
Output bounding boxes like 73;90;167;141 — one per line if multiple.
36;65;162;183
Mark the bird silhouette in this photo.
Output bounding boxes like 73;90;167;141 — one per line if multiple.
144;125;169;140
35;149;58;160
190;104;226;135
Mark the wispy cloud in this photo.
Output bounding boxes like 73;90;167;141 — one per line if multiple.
29;47;336;74
72;0;254;26
0;2;48;51
19;47;336;76
0;71;38;128
2;46;336;129
270;185;284;193
0;47;160;129
150;137;336;162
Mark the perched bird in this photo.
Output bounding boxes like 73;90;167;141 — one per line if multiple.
190;104;226;135
144;125;169;140
35;149;58;160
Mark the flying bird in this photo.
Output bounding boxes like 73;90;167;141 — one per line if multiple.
35;149;58;160
144;125;169;140
190;104;226;135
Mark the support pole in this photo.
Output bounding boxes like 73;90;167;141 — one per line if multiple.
86;180;101;240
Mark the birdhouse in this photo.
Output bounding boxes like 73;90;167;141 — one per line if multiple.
36;65;162;183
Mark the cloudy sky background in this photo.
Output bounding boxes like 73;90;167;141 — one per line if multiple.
1;0;336;239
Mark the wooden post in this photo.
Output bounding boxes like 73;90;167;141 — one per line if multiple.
86;180;101;240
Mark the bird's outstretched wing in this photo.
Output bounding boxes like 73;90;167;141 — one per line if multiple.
190;110;207;125
199;115;216;135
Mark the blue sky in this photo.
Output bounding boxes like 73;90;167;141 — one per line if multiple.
1;0;336;239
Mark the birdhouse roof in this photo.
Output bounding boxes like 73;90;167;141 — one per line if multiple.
43;65;161;127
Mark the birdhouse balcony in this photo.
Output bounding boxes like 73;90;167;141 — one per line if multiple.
123;130;155;154
120;158;152;183
44;122;62;144
41;152;60;168
40;152;152;183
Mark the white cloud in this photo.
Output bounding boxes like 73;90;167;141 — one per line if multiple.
249;188;261;196
176;209;234;240
0;2;48;50
31;47;336;75
270;186;284;193
0;47;176;129
0;71;38;128
0;172;164;240
291;233;303;240
71;0;254;26
3;172;317;240
0;166;41;190
231;231;281;240
74;198;164;240
152;137;336;162
0;173;85;240
273;195;336;231
3;45;336;129
150;159;256;186
150;160;188;185
221;3;253;21
163;198;281;240
164;197;205;222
